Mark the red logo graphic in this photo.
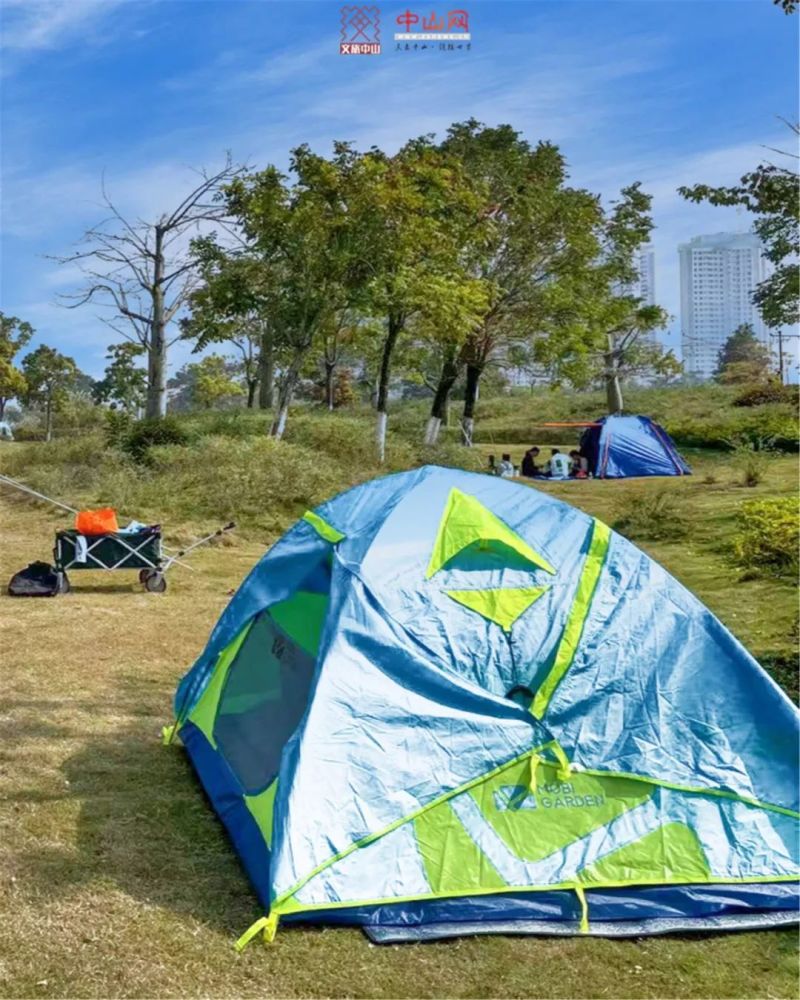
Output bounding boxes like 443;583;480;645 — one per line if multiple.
396;10;419;31
340;6;381;55
396;9;470;32
447;9;469;31
422;12;444;31
394;8;471;48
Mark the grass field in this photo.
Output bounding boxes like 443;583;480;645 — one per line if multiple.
0;443;798;999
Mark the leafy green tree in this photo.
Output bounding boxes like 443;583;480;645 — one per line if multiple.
188;355;244;408
774;1;796;14
216;144;373;437
0;361;26;423
354;137;491;457
93;342;147;413
165;363;196;412
182;250;273;409
715;323;773;383
679;122;799;374
533;184;676;413
317;314;377;411
436;121;604;444
21;344;81;441
0;312;34;419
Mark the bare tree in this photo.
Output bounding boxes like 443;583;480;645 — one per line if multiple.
55;157;244;418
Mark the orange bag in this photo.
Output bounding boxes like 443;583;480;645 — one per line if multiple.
75;508;119;535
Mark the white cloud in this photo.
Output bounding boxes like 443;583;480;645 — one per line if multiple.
0;0;127;51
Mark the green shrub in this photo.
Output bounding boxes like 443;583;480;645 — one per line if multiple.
733;497;799;578
8;412;44;441
0;432;109;473
284;412;419;471
611;489;689;542
142;435;348;532
667;406;798;453
729;438;771;487
422;440;485;474
734;383;800;408
181;409;271;439
104;408;134;447
53;395;106;437
122;416;190;463
0;433;136;511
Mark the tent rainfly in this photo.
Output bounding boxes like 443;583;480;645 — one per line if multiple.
167;466;798;945
579;415;691;478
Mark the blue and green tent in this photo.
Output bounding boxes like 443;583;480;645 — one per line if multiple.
169;466;798;945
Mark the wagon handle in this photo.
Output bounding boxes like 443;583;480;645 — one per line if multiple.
162;521;237;571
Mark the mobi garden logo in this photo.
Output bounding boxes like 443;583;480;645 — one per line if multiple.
340;6;381;55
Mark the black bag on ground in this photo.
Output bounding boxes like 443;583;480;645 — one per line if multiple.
7;561;60;597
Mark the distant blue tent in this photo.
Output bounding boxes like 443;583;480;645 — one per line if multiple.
168;466;796;946
580;415;691;478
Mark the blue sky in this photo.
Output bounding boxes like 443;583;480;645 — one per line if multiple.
1;0;797;378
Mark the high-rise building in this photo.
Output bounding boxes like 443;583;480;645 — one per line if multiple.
679;232;772;380
634;246;656;307
614;245;656;306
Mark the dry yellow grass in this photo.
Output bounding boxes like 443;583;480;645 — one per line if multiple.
0;477;798;999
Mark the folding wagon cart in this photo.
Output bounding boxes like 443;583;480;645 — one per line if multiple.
53;525;166;593
1;470;234;596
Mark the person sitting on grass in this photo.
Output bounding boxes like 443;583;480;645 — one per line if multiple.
497;453;515;478
546;448;571;479
570;449;590;478
520;446;541;478
487;454;497;475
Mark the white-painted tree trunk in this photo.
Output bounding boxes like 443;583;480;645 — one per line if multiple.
424;415;441;446
375;411;388;463
272;404;289;440
461;416;474;448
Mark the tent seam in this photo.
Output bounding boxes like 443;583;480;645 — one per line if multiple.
275;874;800;919
531;518;611;717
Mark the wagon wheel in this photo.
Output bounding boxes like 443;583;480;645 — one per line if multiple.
138;569;150;584
57;572;71;595
143;570;167;593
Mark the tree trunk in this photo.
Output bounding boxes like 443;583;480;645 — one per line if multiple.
45;395;53;442
605;335;624;414
246;379;257;408
605;374;624;414
258;325;274;409
270;382;293;439
145;227;168;419
0;398;6;420
146;331;167;418
460;363;482;447
325;361;336;411
424;355;460;445
375;315;402;462
270;357;301;439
